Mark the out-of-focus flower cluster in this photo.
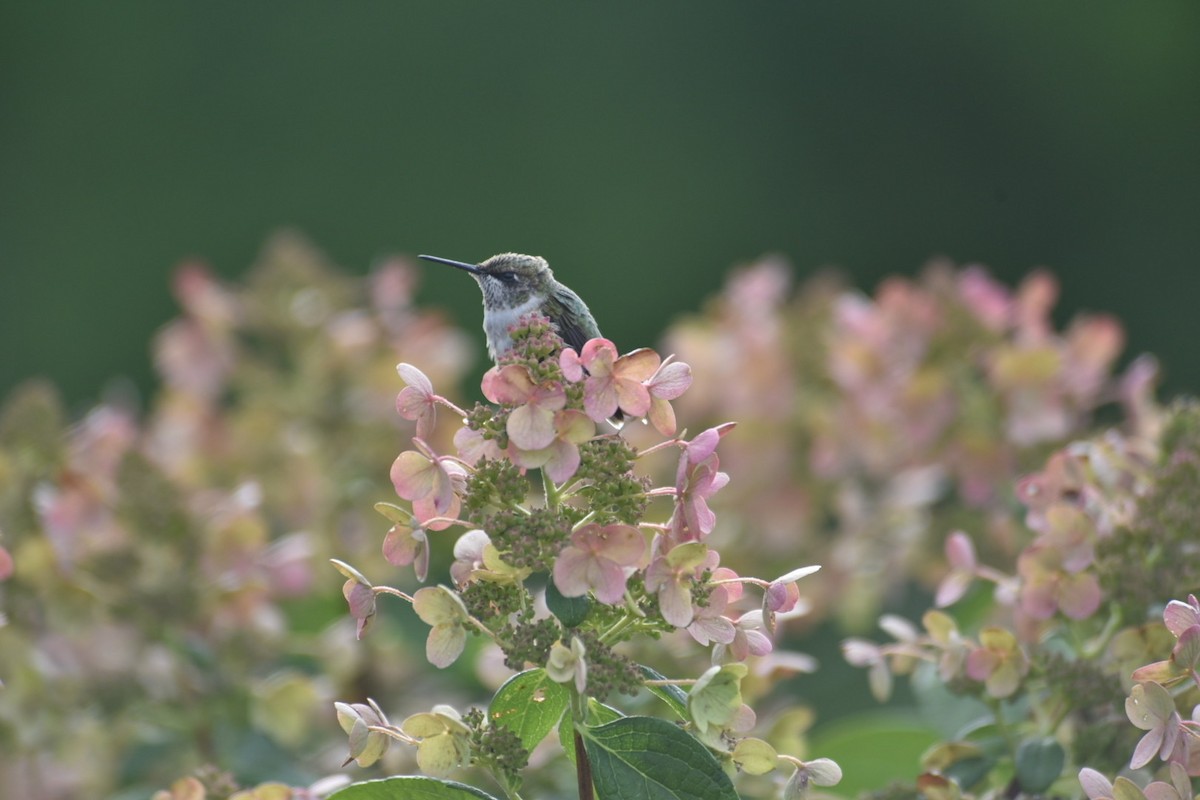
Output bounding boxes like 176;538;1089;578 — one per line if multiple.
841;390;1200;799
331;314;835;799
664;259;1146;628
0;233;472;799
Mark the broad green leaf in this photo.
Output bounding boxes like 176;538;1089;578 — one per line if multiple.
581;715;738;800
328;776;500;800
1015;737;1065;793
639;664;688;719
561;699;625;765
488;668;569;752
546;578;591;627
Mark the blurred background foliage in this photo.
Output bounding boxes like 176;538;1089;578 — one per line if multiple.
2;2;1199;406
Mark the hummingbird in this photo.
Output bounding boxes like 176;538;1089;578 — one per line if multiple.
418;253;603;363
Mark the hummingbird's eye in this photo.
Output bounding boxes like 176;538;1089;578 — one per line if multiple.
495;271;517;283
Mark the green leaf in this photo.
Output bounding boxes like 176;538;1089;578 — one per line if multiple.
1014;736;1065;793
545;578;591;627
639;664;689;719
328;776;500;800
581;715;738;800
562;699;625;765
488;668;569;752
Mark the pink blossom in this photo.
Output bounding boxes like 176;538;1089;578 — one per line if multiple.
560;339;657;421
482;364;566;450
395;363;439;439
670;432;731;542
390;438;468;529
383;519;430;582
644;541;710;627
507;409;594;484
553;524;646;605
719;610;774;662
453;425;503;466
686;584;736;646
643;357;692;436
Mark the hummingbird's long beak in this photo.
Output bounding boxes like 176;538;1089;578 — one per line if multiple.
418;254;484;275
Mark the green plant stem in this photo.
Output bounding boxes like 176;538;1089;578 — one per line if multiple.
543;469;561;510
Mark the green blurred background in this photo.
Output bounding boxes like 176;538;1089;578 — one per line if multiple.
2;2;1199;407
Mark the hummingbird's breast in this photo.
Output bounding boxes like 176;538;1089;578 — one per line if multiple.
483;293;546;359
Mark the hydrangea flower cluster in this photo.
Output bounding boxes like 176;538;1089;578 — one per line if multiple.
0;235;472;798
842;399;1200;799
663;259;1140;629
332;314;836;800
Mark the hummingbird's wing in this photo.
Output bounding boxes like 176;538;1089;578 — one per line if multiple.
549;284;602;353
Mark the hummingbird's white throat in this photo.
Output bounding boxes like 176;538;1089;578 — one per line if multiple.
483;292;546;359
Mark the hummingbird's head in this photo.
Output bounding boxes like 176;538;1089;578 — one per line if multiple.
419;252;553;310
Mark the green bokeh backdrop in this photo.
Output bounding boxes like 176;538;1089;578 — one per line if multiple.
3;2;1199;404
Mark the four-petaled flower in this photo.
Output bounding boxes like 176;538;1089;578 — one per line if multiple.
508;408;595;483
400;705;472;778
482;363;567;451
560;339;657;422
390;438;468;529
412;585;471;668
553;523;646;605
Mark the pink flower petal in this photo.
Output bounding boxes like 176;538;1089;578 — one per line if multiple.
560;348;585;381
397;363;433;395
648;360;692;400
615;348;661;382
481;364;535;405
1058;573;1102;619
647;395;678;436
583;380;620;422
542;439;582;484
427;624;466;668
1164;599;1200;638
552;547;594;598
658;580;694;627
391;451;435;500
614;380;652;417
587;558;629;605
507;403;558;450
580;338;617;371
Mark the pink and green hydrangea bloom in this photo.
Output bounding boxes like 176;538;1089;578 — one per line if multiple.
552;523;646;605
